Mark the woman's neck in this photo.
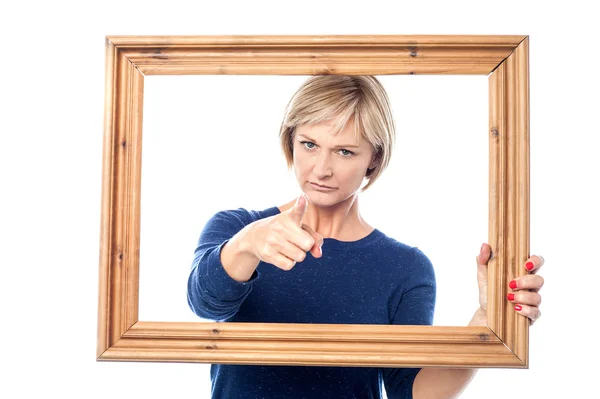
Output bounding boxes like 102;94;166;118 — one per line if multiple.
278;194;373;241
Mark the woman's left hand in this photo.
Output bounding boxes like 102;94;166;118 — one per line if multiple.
475;243;545;325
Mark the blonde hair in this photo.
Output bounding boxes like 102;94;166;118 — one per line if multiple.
278;75;396;192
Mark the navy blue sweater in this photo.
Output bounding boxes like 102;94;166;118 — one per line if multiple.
187;206;436;399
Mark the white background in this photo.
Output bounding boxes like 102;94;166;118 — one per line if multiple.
139;74;488;327
1;1;598;398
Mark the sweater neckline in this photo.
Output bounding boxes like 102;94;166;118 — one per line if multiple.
264;206;384;251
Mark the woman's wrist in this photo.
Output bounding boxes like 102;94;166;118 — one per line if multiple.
220;225;261;282
468;307;487;326
236;223;258;257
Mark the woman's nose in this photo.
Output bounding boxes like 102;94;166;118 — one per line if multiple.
313;153;333;178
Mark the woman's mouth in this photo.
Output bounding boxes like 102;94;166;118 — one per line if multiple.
310;182;336;191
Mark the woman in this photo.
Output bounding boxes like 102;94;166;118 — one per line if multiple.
187;75;545;399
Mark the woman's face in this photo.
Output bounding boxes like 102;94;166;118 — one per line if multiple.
292;118;376;207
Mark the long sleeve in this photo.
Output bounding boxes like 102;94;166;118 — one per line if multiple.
187;209;261;321
382;247;437;399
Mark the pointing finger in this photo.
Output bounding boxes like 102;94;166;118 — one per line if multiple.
301;223;324;258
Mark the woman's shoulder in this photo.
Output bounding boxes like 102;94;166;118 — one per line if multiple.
374;230;418;254
200;205;281;238
375;232;434;272
211;205;281;226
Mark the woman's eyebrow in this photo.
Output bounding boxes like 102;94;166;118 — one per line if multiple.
297;134;360;148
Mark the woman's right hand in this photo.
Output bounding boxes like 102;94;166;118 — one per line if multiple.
245;194;324;271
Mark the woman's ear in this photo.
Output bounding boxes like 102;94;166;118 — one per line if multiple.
367;150;381;174
366;162;378;177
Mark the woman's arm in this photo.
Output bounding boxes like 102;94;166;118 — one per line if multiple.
411;245;544;399
187;209;261;321
382;247;437;398
411;308;485;399
219;223;261;282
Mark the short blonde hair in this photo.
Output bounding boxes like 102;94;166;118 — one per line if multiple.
279;75;396;192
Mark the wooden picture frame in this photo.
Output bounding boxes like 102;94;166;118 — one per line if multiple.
97;34;530;368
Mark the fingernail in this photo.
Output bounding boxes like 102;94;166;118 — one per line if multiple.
319;245;322;255
480;244;484;253
514;305;522;311
509;280;517;289
507;293;515;301
525;261;535;271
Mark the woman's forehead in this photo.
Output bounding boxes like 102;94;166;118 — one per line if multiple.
298;119;361;140
296;127;364;147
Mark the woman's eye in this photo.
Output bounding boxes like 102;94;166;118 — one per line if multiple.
300;141;352;157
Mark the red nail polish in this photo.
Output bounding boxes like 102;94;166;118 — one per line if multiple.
507;293;515;301
509;280;517;289
526;261;534;271
514;305;522;311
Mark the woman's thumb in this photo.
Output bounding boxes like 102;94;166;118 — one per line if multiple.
289;194;307;224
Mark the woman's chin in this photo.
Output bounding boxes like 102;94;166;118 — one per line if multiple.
305;191;340;206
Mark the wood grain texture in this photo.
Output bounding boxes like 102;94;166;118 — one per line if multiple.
106;34;524;75
488;37;530;366
97;35;530;368
97;38;144;357
97;38;117;358
109;321;518;367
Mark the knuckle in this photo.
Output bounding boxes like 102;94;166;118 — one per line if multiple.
266;234;278;245
261;244;273;258
525;307;537;321
512;292;521;303
272;220;285;233
535;255;544;265
519;305;532;318
276;260;288;270
537;275;545;287
305;237;315;250
277;262;287;270
527;307;539;320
